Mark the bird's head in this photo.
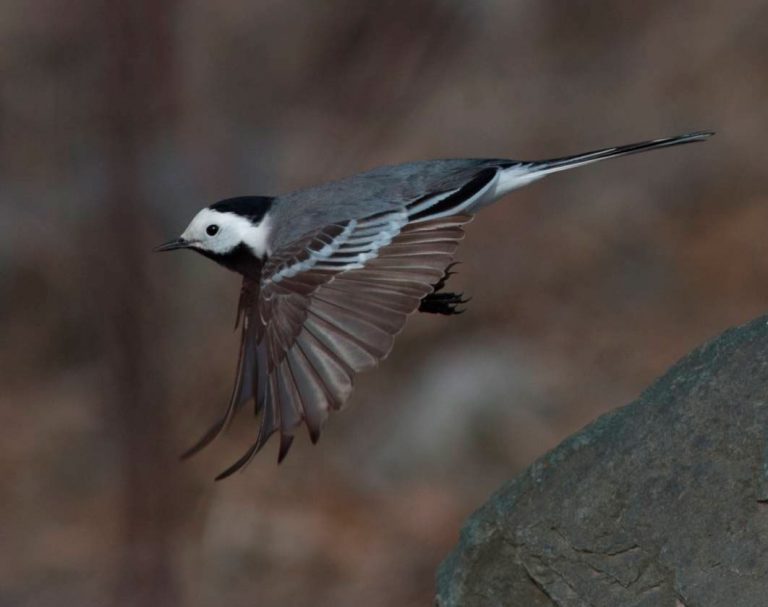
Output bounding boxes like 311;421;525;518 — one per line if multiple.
156;196;274;275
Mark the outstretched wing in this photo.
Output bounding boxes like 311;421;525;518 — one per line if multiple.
187;168;499;478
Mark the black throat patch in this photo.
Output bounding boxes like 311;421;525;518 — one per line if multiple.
195;243;263;280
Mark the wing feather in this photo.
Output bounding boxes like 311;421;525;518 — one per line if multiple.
296;327;354;404
286;346;331;442
303;314;382;368
190;203;475;478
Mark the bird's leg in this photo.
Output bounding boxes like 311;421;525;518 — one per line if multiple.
419;262;470;315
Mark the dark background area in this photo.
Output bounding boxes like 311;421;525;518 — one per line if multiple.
1;1;766;606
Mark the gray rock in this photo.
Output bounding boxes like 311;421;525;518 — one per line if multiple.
437;315;768;607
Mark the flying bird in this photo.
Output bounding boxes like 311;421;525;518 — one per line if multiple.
157;131;712;478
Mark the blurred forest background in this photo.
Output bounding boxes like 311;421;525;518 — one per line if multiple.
1;1;767;606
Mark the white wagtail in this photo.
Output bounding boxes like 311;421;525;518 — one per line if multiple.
157;131;712;478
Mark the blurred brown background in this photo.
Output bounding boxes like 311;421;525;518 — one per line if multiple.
1;1;766;606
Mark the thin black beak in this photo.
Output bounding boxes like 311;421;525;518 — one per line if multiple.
154;238;190;252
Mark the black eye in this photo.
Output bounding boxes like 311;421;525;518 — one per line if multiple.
206;224;219;236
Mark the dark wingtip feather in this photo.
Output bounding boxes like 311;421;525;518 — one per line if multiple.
214;431;272;481
277;434;294;464
180;417;226;460
214;460;245;482
214;455;250;481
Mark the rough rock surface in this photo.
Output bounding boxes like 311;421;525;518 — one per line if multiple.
437;316;768;607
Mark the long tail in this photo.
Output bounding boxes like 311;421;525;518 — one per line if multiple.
526;131;714;176
495;131;713;196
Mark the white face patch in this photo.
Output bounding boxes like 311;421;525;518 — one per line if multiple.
181;208;272;258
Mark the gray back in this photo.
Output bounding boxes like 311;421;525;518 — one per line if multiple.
270;158;505;247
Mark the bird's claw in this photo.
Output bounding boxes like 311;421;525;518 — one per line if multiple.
419;291;470;315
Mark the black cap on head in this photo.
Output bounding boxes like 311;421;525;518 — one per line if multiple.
210;196;274;223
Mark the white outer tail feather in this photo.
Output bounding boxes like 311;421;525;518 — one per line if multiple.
494;131;713;199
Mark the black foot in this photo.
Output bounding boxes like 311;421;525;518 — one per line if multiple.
419;263;470;315
419;291;470;315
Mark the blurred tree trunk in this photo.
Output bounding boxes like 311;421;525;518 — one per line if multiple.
99;2;182;606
